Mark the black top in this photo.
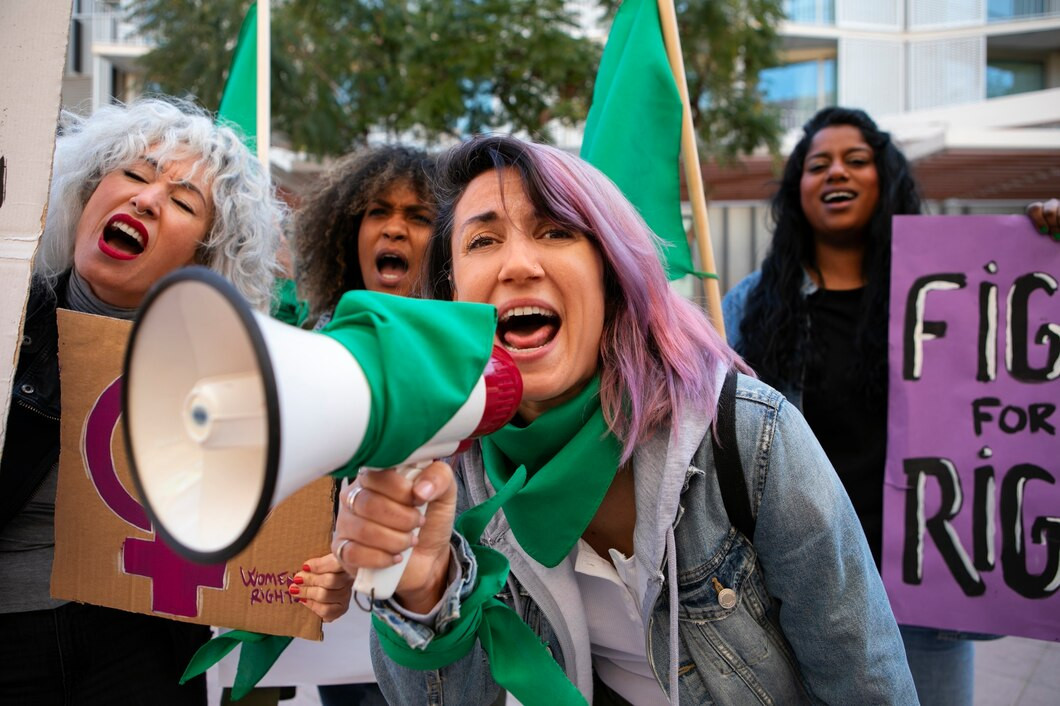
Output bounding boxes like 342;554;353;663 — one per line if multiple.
802;287;888;568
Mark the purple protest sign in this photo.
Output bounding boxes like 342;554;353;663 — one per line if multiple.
883;215;1060;641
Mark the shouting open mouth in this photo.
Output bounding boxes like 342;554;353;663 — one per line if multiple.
98;213;149;260
498;304;560;353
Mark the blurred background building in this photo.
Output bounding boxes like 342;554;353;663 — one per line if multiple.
59;0;1060;294
63;0;146;114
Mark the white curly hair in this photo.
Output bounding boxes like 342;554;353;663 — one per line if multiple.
35;97;284;311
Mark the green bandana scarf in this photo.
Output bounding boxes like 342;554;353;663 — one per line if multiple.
376;377;623;705
480;376;623;567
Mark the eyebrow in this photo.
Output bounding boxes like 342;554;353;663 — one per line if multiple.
807;146;872;161
458;210;500;232
140;157;208;206
371;198;433;214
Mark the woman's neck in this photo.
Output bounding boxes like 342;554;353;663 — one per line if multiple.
811;238;867;291
66;269;139;320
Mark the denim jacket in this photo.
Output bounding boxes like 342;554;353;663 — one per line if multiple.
722;270;819;411
370;372;918;705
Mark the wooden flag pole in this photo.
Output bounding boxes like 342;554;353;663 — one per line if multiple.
656;0;726;339
256;0;270;176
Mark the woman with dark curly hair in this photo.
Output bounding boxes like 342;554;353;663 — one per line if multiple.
288;145;436;706
292;146;436;329
723;106;1057;705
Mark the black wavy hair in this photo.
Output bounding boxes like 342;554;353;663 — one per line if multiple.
292;145;435;319
736;107;921;398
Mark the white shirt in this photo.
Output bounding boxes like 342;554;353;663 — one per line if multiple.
573;539;669;705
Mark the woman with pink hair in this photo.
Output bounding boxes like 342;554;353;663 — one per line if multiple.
332;136;919;705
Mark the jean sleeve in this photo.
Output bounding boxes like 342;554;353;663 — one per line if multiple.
752;400;919;705
721;272;758;353
369;626;501;706
369;532;502;705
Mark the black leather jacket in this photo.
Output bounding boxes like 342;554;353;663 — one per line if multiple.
0;273;68;532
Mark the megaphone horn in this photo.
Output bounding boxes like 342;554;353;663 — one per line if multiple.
123;267;522;604
123;267;372;564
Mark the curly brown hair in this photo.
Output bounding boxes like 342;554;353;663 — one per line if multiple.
292;145;436;319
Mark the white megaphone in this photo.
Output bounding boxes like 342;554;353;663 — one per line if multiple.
123;267;522;601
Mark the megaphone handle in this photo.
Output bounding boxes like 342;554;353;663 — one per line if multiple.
352;463;428;603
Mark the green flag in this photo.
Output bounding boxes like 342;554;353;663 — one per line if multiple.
217;2;257;151
580;0;700;280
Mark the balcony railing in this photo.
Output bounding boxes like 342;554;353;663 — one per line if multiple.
784;0;836;25
988;0;1060;21
71;0;153;48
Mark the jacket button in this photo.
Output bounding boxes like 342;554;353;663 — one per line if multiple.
718;588;737;609
22;335;32;346
20;383;35;395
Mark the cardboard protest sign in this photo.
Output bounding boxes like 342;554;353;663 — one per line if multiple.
0;2;70;449
51;310;334;640
883;215;1059;641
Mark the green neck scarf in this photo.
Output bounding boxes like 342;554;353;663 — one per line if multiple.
374;378;623;705
480;376;623;567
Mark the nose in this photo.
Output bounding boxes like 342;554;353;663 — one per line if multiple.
497;235;543;283
130;182;165;217
382;213;409;241
825;161;849;181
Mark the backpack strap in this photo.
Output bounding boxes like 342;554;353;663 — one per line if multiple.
711;369;756;541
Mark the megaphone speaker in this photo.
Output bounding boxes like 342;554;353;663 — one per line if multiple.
124;267;372;564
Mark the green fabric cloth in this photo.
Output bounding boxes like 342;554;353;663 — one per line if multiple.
322;290;497;475
580;0;703;280
375;465;587;705
180;631;292;702
480;377;622;567
269;277;308;326
217;2;258;151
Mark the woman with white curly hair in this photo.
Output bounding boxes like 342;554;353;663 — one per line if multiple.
0;97;284;704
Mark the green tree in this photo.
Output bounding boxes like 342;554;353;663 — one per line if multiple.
129;0;248;114
129;0;600;156
601;0;785;161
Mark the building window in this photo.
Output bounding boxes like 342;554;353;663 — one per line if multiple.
986;60;1045;98
760;58;836;129
988;0;1054;21
784;0;835;24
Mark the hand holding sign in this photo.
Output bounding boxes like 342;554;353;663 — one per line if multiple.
1027;199;1060;240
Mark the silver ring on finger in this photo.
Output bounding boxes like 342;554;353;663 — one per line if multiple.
345;485;365;513
335;537;353;561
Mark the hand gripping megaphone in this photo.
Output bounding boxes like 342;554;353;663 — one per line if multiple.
123;267;521;601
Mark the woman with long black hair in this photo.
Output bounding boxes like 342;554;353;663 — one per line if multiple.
723;106;1057;705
